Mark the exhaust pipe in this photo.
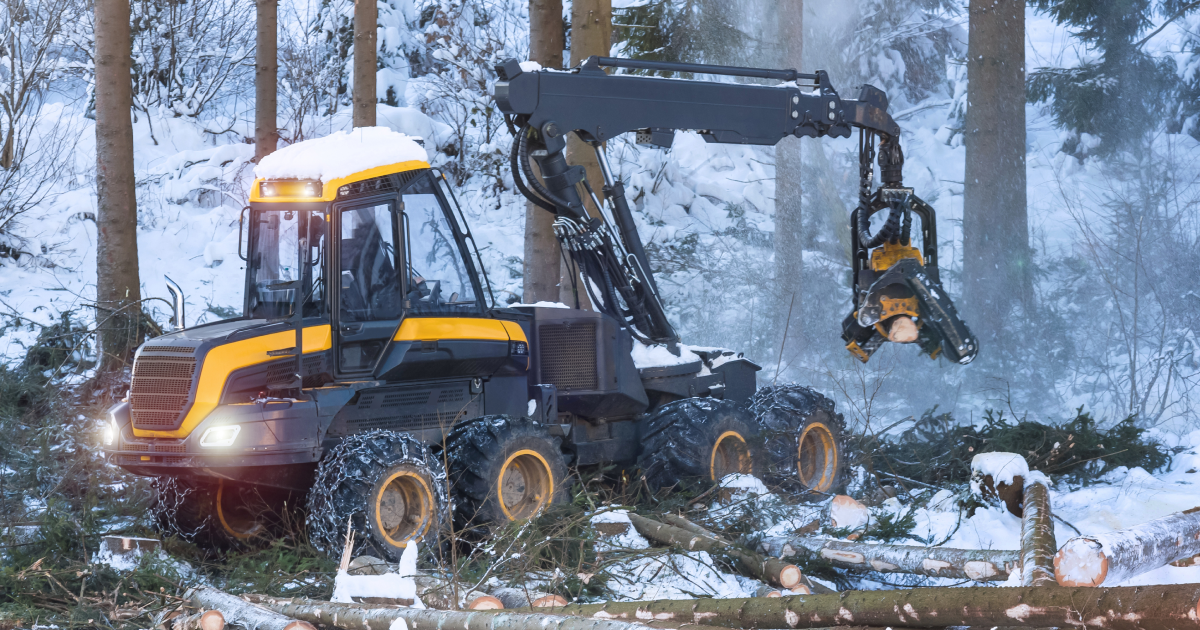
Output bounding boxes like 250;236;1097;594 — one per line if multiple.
165;275;186;330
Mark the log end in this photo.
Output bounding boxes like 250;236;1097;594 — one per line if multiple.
282;622;316;630
1054;538;1107;587
199;610;225;630
789;584;812;595
776;564;803;589
829;495;869;531
468;595;504;610
532;594;569;608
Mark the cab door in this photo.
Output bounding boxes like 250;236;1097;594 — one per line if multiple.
332;195;404;376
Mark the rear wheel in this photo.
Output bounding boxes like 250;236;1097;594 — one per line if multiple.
151;477;277;545
749;384;845;496
306;430;448;561
638;398;763;492
445;416;568;530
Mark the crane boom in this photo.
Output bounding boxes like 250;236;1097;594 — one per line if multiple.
493;56;977;365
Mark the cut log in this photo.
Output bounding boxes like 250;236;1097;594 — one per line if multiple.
828;495;869;535
548;584;1200;629
173;610;225;630
187;588;315;630
249;596;716;630
626;513;802;589
970;452;1027;516
1055;506;1200;587
493;588;567;609
412;576;503;610
1019;478;1055;586
759;535;1018;581
658;514;711;537
753;586;782;598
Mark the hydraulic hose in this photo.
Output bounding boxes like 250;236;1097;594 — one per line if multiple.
510;127;557;213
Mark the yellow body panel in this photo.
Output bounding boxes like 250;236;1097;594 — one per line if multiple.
394;317;526;343
249;160;431;203
870;242;923;272
132;325;333;438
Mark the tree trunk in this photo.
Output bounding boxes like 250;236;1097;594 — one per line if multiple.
961;0;1029;349
187;588;315;630
411;576;502;610
94;0;142;372
353;0;377;127
759;536;1018;582
173;610;225;630
1055;506;1200;587
549;584;1200;629
250;597;693;630
522;0;565;304
773;0;802;339
255;0;278;161
1019;479;1055;586
627;514;802;589
492;588;568;609
560;0;610;308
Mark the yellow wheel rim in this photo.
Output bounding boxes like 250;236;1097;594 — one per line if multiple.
373;469;435;548
710;430;752;481
497;449;553;521
797;422;838;492
215;479;263;540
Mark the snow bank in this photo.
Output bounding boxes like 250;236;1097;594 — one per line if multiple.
256;127;429;182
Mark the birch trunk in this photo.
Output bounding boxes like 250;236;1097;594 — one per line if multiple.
187;588;315;630
1055;507;1200;587
173;610;225;630
549;584;1200;629
759;536;1017;581
1019;479;1055;586
249;598;704;630
627;514;803;588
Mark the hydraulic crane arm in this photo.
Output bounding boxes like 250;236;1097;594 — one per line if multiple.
493;56;977;365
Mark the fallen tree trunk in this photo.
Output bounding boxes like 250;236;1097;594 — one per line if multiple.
547;584;1200;629
413;576;503;610
1055;506;1200;587
493;588;568;609
1019;478;1055;586
627;514;802;588
187;588;315;630
250;597;715;630
759;536;1017;581
173;610;225;630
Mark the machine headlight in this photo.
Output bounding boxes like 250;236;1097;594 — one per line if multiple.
103;414;118;446
199;425;241;448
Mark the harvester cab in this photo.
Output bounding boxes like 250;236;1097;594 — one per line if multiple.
103;57;971;560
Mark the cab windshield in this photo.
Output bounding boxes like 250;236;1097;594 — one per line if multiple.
246;205;326;319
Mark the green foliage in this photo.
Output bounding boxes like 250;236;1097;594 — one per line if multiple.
1027;0;1196;156
218;539;335;597
855;406;1171;487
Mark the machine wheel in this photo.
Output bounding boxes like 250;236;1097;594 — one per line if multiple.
445;416;568;530
749;384;845;496
151;477;272;545
307;430;449;561
638;398;763;492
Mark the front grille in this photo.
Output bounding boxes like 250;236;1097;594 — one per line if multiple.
538;322;598;390
130;354;197;431
142;345;195;353
120;442;148;452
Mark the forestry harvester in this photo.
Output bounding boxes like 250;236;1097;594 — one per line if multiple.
102;56;975;559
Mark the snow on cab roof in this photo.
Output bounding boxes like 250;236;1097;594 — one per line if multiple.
254;127;429;183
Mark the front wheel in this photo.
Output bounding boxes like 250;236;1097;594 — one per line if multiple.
749;384;845;496
306;430;449;561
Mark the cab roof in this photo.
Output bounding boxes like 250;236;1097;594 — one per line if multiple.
251;127;431;202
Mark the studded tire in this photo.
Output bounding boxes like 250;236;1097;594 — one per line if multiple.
445;415;568;531
749;384;846;497
306;430;449;562
637;398;764;492
151;476;277;546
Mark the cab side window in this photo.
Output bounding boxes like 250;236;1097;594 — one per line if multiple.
401;178;480;314
339;203;401;322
